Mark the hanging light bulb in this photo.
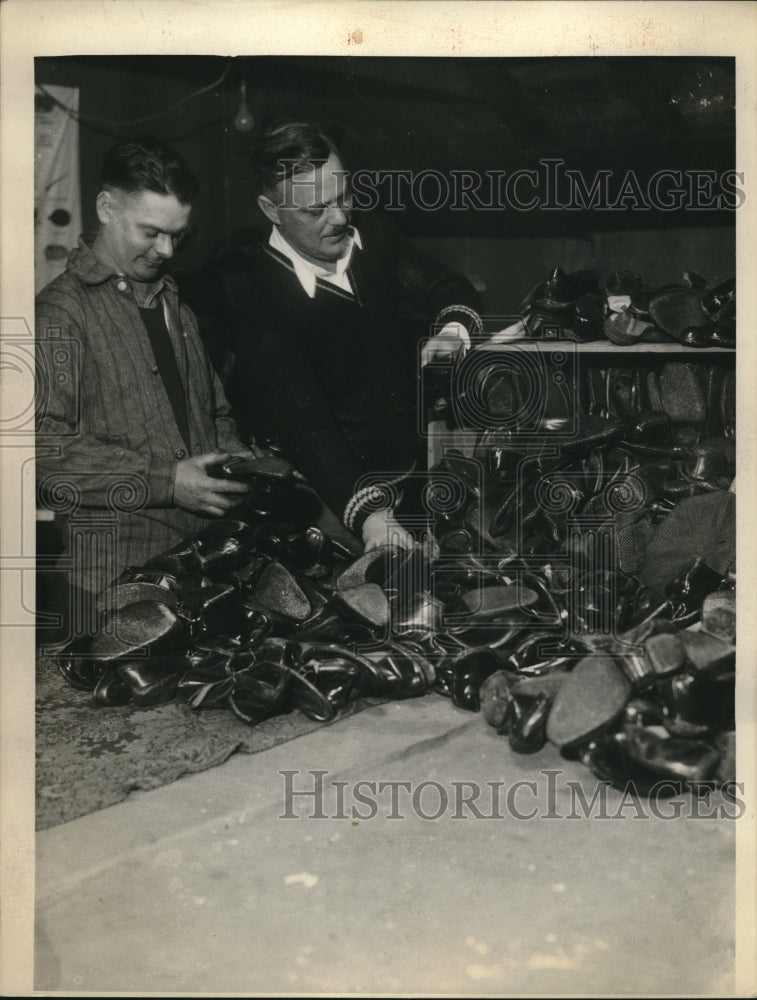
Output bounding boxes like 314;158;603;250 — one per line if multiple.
233;80;254;132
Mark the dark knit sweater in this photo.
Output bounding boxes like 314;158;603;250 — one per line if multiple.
223;213;483;532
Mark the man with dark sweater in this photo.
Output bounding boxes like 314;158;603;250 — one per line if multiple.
224;121;483;551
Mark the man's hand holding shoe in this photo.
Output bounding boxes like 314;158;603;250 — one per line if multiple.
174;452;251;517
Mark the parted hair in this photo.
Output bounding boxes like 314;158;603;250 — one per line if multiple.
251;120;339;195
100;136;200;205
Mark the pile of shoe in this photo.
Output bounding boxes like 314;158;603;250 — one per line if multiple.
519;266;736;349
53;510;636;727
53;497;738;799
473;566;736;798
434;350;735;568
54;515;442;723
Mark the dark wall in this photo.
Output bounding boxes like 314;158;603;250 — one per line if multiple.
35;57;249;269
416;224;736;316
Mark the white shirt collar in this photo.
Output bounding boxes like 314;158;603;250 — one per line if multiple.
269;225;362;299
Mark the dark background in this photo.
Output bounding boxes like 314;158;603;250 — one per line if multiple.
35;55;737;314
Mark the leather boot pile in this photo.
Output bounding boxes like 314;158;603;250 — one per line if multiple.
519;266;735;349
473;570;736;798
53;319;737;797
416;263;738;798
54;466;736;800
55;532;437;724
55;456;440;725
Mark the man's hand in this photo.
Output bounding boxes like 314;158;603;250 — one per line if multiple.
361;508;415;552
421;321;470;367
173;452;250;516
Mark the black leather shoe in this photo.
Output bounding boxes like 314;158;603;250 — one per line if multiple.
190;519;258;577
457;582;539;623
383;547;433;616
521;265;600;313
436;526;476;556
643;632;687;677
662;479;709;501
177;575;245;639
92;664;134;706
141;540;197;576
571;290;606;342
244;560;313;629
663;558;725;621
227;660;294;725
615;651;658;691
572;570;639;635
331;583;391;630
55;636;107;692
479;669;516;728
448;648;507;711
285;667;339;722
701;589;736;644
626;558;724;630
286;526;338;580
581;732;682;798
356;644;434;699
702;277;735;317
143;520;256;579
708;322;735;349
501;691;552;753
228;608;274;648
680;324;716;348
648;286;710;344
113;566;181;590
289;644;365;709
89;600;189;661
622;696;666;729
177;650;238;709
660;670;734;738
605;373;672;443
117;654;188;707
681;440;731;484
253;520;297;559
505;632;579;675
255;521;339;580
680;630;735;677
392;591;445;635
293;619;379;647
546;655;632;752
624;727;721;784
208;454;297;517
434;656;456;698
442;620;530;655
336;545;407;592
98;579;179;614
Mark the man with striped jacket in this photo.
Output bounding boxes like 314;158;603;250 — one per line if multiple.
36;137;252;636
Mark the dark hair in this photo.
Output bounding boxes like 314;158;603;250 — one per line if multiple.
100;136;200;205
251;121;339;195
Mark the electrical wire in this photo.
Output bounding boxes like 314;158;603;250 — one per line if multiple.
35;58;232;128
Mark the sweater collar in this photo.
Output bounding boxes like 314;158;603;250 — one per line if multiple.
268;226;362;299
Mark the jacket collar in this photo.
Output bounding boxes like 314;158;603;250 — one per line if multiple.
67;236;177;296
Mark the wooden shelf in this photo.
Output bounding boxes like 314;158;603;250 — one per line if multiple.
475;339;734;355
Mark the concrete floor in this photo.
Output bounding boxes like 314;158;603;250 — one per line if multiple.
35;694;742;996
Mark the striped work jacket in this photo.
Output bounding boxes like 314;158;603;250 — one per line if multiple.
35;238;247;593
